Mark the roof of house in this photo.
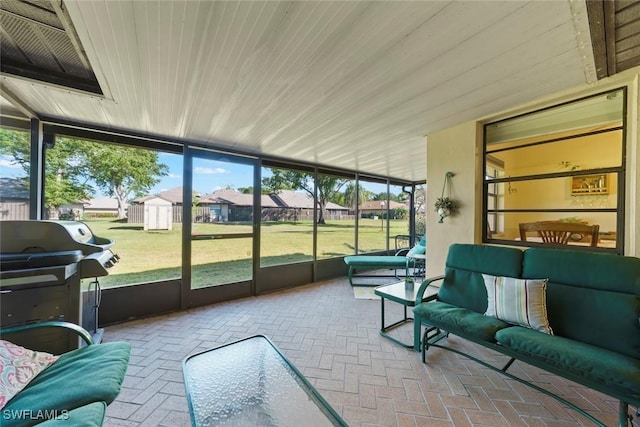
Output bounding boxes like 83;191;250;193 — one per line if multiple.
0;177;29;201
270;189;347;210
134;186;202;204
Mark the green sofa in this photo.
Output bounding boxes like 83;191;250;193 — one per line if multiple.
413;243;640;427
1;322;131;427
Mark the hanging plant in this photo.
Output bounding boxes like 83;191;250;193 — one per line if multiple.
434;197;456;211
435;172;456;223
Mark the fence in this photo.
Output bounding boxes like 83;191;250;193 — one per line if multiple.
0;202;30;220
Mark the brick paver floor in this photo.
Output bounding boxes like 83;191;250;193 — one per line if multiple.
102;277;635;426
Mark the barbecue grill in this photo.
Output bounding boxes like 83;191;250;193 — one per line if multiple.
0;220;119;353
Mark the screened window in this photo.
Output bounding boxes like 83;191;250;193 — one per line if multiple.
43;136;182;288
316;171;354;259
260;165;314;267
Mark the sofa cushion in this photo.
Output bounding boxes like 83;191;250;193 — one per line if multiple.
496;326;640;396
0;341;59;409
3;342;130;427
437;244;524;313
413;301;512;342
522;248;640;359
482;275;552;335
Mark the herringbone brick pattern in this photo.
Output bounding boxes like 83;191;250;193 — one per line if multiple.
102;278;637;427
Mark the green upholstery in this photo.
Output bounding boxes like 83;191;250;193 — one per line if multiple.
344;236;427;286
437;244;524;313
496;326;640;396
413;301;511;342
4;342;131;427
33;401;106;426
343;255;408;268
523;248;640;359
413;243;640;426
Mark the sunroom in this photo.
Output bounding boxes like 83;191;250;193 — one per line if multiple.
1;0;639;426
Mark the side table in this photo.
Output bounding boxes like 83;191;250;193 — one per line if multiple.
374;281;437;348
183;335;347;427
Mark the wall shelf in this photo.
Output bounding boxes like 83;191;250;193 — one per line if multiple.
571;174;608;196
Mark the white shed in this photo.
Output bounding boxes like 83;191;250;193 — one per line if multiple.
143;197;172;231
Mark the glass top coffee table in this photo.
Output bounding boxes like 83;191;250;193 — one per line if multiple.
374;281;438;348
183;335;347;427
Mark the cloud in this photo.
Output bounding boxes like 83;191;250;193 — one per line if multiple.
194;167;229;175
167;173;181;179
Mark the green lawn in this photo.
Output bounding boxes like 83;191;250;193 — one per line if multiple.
85;218;410;288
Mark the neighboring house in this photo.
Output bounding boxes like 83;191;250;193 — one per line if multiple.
199;189;278;222
269;189;348;219
0;177;29;220
359;200;407;218
82;196;125;218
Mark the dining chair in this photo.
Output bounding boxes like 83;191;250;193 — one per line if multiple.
518;221;600;247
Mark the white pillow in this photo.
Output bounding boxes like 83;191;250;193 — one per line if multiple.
482;274;553;335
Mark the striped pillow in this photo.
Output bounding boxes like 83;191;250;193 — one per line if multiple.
482;274;553;335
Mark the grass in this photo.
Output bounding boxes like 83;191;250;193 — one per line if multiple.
85;218;410;288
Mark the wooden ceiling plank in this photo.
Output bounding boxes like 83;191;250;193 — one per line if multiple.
604;0;617;75
614;0;640;26
586;0;608;79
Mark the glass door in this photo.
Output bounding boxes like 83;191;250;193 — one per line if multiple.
185;147;257;293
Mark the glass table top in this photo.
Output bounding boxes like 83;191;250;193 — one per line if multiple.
183;335;347;427
374;280;438;305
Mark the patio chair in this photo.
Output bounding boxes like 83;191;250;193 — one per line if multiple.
344;235;426;286
518;221;600;247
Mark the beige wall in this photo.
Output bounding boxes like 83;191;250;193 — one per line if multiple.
425;70;640;274
425;121;482;276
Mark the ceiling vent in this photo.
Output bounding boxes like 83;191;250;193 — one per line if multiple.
1;0;102;95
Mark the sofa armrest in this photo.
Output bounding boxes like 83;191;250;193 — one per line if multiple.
0;321;94;346
415;275;444;305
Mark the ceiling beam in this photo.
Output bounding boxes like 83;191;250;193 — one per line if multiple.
0;83;39;119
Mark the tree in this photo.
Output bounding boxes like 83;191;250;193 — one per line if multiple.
83;142;169;218
262;169;348;224
0;130;94;219
343;182;372;214
0;130;169;219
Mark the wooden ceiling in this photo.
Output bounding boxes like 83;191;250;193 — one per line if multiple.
1;1;638;182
